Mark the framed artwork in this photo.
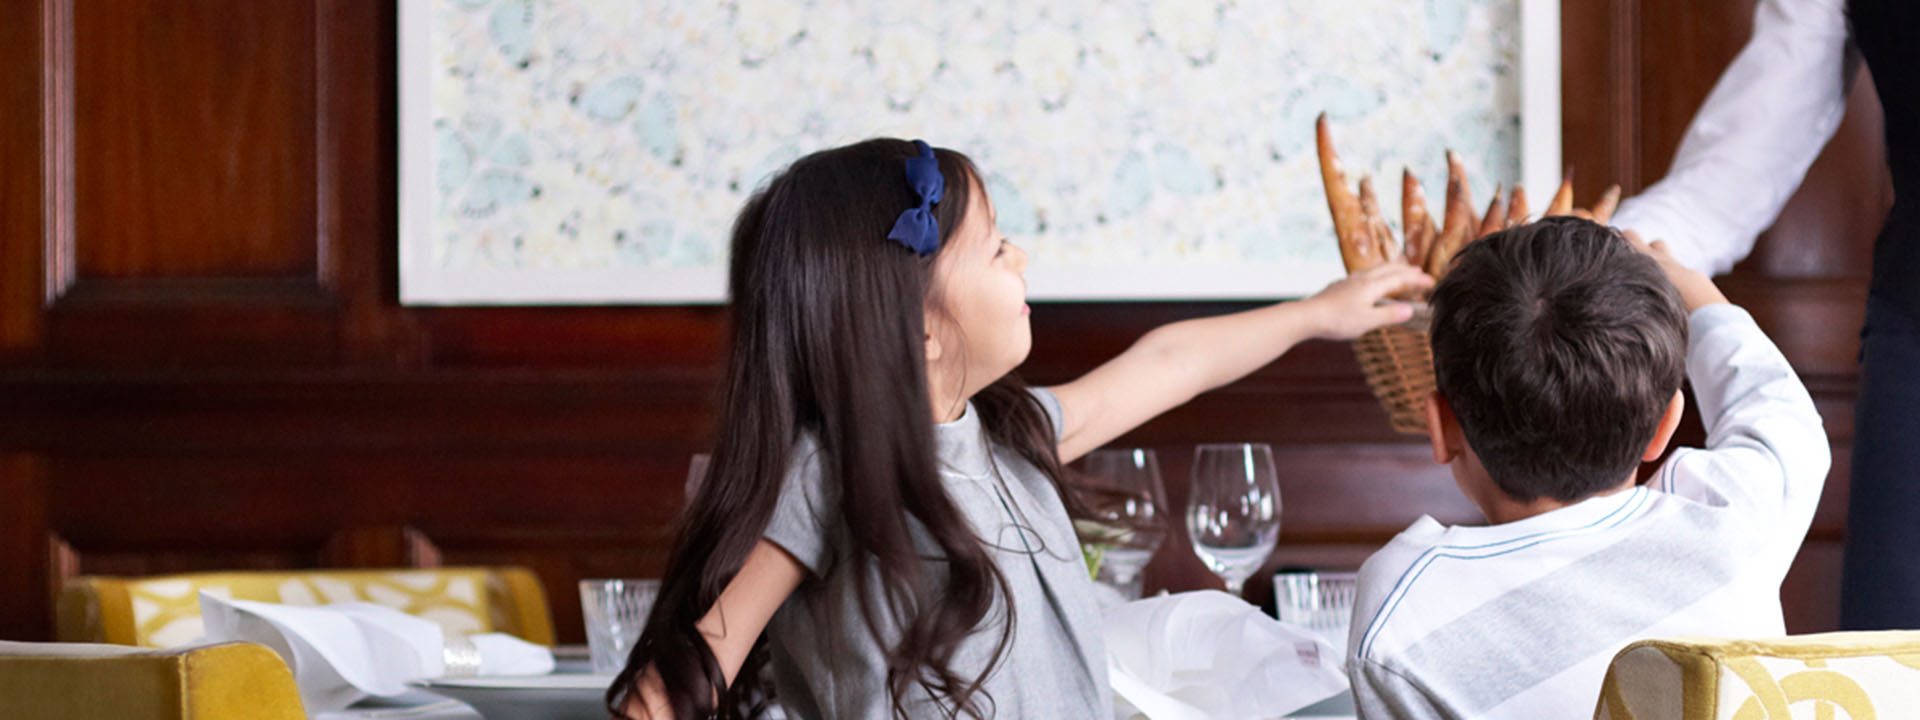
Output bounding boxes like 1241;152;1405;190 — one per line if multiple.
400;0;1559;304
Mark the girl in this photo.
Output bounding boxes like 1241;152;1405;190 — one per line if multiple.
608;138;1428;719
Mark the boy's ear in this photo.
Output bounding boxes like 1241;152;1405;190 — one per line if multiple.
1426;391;1463;464
1642;389;1687;461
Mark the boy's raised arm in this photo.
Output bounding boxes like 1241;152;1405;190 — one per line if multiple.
1629;235;1829;521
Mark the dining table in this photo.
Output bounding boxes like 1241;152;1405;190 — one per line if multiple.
315;645;1358;720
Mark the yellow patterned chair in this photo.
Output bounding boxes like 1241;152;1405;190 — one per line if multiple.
56;567;555;649
1594;632;1920;719
0;640;304;720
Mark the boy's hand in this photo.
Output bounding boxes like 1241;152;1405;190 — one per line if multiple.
1302;263;1433;340
1623;230;1729;312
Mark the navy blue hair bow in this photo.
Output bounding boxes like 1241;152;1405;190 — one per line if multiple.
887;140;944;256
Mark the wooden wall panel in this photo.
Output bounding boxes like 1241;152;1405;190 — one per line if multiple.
1631;0;1756;192
0;456;52;641
47;455;688;548
1723;277;1867;379
1745;68;1893;279
71;0;317;279
37;0;346;369
0;374;714;456
418;307;728;369
0;0;49;358
1559;0;1637;202
0;0;1885;644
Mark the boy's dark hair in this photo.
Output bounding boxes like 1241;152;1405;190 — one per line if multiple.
1428;216;1689;502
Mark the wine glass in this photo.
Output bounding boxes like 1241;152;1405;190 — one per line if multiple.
1069;448;1169;599
1186;443;1281;596
686;452;711;497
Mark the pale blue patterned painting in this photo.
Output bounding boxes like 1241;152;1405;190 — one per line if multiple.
400;0;1558;304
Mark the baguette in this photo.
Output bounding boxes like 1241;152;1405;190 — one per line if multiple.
1358;174;1394;268
1315;117;1626;284
1591;185;1622;224
1505;185;1528;228
1425;151;1477;278
1478;184;1507;238
1545;169;1575;216
1402;168;1436;268
1317;114;1377;272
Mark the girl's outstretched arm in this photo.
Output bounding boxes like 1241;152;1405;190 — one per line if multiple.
1047;263;1430;463
620;540;806;719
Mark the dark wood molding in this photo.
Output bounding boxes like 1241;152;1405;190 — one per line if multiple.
1610;0;1640;191
0;455;52;641
50;278;337;307
1560;0;1640;205
41;0;74;305
318;0;419;367
0;370;716;458
321;525;443;568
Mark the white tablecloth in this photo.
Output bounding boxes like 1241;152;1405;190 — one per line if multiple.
316;650;1357;720
321;690;1356;720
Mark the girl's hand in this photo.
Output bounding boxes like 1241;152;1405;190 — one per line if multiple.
614;668;670;719
1301;263;1433;340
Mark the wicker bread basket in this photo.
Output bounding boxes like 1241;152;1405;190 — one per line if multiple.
1314;115;1619;435
1351;304;1434;435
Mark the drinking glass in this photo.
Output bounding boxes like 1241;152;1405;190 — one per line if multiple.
1185;442;1281;596
1274;569;1357;657
1069;448;1169;599
579;578;660;674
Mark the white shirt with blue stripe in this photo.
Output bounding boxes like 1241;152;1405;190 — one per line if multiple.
1345;304;1831;719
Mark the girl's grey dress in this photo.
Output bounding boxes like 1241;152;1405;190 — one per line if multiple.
761;388;1112;719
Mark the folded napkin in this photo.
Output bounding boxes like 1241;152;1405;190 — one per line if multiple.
1105;590;1347;720
199;592;554;713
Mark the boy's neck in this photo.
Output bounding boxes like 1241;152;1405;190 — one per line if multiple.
1478;476;1638;525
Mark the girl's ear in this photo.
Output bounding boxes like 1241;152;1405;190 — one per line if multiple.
922;310;945;363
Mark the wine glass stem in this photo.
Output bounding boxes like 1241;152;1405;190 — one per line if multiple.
1224;575;1246;596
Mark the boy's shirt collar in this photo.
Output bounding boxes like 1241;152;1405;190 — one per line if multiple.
1408;485;1652;547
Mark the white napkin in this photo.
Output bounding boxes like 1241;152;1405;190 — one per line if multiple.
198;592;555;713
1105;590;1348;720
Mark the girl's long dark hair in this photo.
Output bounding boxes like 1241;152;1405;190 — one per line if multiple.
607;139;1076;719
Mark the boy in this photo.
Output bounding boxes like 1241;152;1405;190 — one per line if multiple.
1346;217;1830;719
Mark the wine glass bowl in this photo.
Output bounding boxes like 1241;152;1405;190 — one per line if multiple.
1069;448;1169;599
1185;442;1282;596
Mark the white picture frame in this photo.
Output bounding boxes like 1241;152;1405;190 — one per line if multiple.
400;1;1560;305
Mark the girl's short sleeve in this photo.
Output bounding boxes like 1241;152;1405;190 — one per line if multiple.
762;441;837;575
1029;386;1067;442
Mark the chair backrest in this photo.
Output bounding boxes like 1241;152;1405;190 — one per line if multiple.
1595;631;1920;720
0;640;303;720
56;566;554;648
